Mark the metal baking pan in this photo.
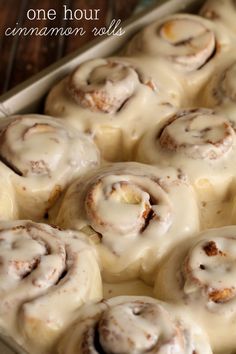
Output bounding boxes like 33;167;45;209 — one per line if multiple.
0;334;29;354
0;0;204;117
0;0;205;353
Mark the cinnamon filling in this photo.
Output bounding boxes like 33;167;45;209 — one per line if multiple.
183;237;236;303
159;18;216;71
68;59;155;114
159;110;234;160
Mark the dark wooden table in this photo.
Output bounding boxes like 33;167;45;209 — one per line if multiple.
0;0;155;95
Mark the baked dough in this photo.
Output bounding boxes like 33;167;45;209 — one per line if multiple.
50;162;199;282
0;220;102;354
154;226;236;353
125;13;234;101
45;57;184;161
0;114;100;220
57;295;213;354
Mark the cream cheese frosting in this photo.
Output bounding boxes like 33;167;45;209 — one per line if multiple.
199;54;236;125
125;13;235;101
154;226;236;353
0;114;100;220
2;6;236;354
45;56;184;161
57;296;212;354
0;220;102;354
50;162;199;282
136;108;236;220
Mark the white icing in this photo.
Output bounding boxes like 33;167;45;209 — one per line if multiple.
50;162;199;282
0;220;102;354
0;114;100;220
45;56;184;161
57;296;212;354
154;17;215;71
125;13;234;101
68;58;143;114
2;7;236;354
154;226;236;353
199;54;236;130
126;13;232;66
0;169;18;221
136;108;236;209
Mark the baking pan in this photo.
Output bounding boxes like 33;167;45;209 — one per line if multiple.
0;0;204;117
0;333;29;354
0;0;205;352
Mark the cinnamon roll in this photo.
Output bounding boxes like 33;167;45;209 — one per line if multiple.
200;0;236;35
57;296;212;354
50;162;199;282
0;220;102;354
0;170;18;220
0;114;100;220
154;226;236;353
125;13;233;100
136;108;236;227
45;57;184;161
199;55;236;126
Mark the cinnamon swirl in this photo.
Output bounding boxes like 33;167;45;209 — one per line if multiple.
0;220;102;353
45;57;184;161
125;13;233;100
57;296;212;354
154;226;236;353
0;114;100;220
200;55;236;127
50;162;199;282
136;108;236;227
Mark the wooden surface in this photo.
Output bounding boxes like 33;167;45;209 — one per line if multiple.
0;0;152;95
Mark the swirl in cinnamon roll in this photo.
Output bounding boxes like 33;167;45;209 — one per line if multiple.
200;56;236;128
183;238;236;304
159;110;233;160
125;14;233;100
57;296;212;354
154;226;236;353
136;108;236;227
200;0;236;35
50;162;199;282
0;114;100;220
67;58;156;114
45;57;184;161
0;220;102;354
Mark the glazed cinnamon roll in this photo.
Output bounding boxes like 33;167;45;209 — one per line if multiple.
0;220;102;354
0;114;100;220
0;170;18;220
125;13;233;99
57;296;212;354
50;162;199;282
136;108;236;227
155;226;236;353
200;55;236;126
200;0;236;35
45;57;184;161
67;58;154;114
